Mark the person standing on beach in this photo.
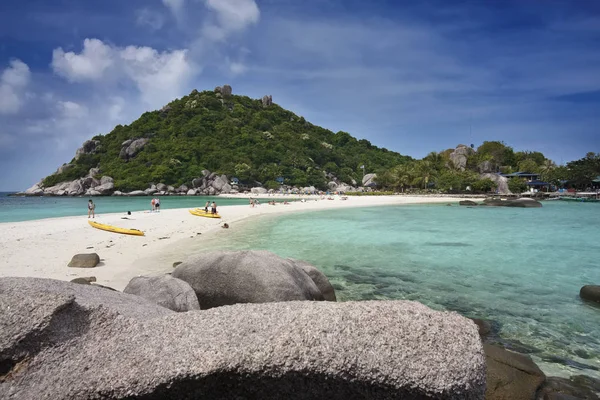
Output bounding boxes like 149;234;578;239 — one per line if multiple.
155;198;160;211
211;201;217;215
204;201;210;213
151;198;156;212
88;199;95;219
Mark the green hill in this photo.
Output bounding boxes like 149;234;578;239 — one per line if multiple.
42;87;412;192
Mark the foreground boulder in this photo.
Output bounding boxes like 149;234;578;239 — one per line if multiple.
67;253;100;268
173;251;328;309
484;344;546;400
123;275;200;312
0;277;486;399
288;259;337;302
580;285;600;304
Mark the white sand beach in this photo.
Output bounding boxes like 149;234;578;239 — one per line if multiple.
0;195;479;290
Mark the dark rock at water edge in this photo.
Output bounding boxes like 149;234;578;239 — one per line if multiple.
288;258;337;301
470;318;492;339
459;200;478;206
172;250;329;309
484;343;546;400
123;275;200;312
0;277;486;399
67;253;100;268
580;285;600;304
537;375;600;400
483;198;543;208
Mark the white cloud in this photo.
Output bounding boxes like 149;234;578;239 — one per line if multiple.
163;0;185;17
58;101;88;119
51;38;114;82
135;8;165;30
0;59;31;114
229;61;247;75
203;0;259;40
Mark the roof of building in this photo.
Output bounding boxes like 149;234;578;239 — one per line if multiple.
501;171;540;177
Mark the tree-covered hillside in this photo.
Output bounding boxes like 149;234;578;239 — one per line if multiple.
43;88;412;191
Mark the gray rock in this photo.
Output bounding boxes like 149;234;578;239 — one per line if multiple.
127;190;146;196
328;181;338;190
74;140;101;160
362;173;377;187
484;344;545;400
221;183;232;193
580;285;600;303
207;186;216;195
23;182;44;196
144;188;158;195
251;187;268;194
0;278;485;399
478;160;494;174
55;190;66;196
480;173;511;195
67;253;100;268
70;277;97;284
94;182;114;195
167;185;175;192
177;184;188;193
289;259;337;301
119;138;149;160
449;144;474;171
186;189;197;195
262;94;273;107
483;198;542;208
85;189;101;196
112;191;123;196
537;375;600;400
156;183;167;191
173;250;325;309
123;275;200;312
99;176;113;185
221;84;232;97
214;86;222;93
191;177;203;188
459;200;478;206
87;168;100;178
211;175;228;191
469;318;492;338
65;179;85;195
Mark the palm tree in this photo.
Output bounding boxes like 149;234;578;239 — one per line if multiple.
540;159;556;180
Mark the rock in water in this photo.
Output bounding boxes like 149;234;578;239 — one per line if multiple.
0;278;486;399
288;259;337;301
123;275;200;312
484;344;546;400
67;253;100;268
459;200;478;206
173;250;326;309
580;285;600;303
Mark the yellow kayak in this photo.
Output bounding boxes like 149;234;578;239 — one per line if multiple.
88;220;145;236
189;209;222;219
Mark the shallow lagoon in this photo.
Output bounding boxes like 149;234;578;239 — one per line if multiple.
191;201;600;379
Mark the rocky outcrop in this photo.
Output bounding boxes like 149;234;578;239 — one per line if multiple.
251;187;268;195
580;285;600;304
74;139;101;160
262;94;273;107
478;160;494;173
22;182;44;196
173;251;329;309
119;138;149;160
480;173;511;194
362;173;377;187
0;277;486;399
459;200;478;206
483;198;542;208
123;275;200;312
67;253;100;268
449;144;474;171
484;344;546;400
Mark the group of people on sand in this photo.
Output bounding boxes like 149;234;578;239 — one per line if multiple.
249;198;260;207
204;201;218;214
150;198;161;212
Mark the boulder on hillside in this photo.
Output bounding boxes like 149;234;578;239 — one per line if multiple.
288;259;337;302
173;250;327;309
449;145;474;171
262;94;273;107
123;275;200;312
67;253;100;268
23;182;44;196
177;184;188;193
94;182;114;195
362;173;377;187
65;179;85;195
484;344;546;400
187;189;197;195
221;183;233;193
251;187;268;195
100;176;114;185
480;173;511;194
156;183;167;191
0;277;486;400
74;139;101;160
119;138;149;160
221;84;232;97
580;285;600;304
478;160;494;173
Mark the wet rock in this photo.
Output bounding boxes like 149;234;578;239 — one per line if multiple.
288;259;337;302
460;200;478;206
580;285;600;304
173;250;325;309
484;198;542;208
67;253;100;268
470;318;492;338
484;343;546;400
123;275;200;312
537;375;600;400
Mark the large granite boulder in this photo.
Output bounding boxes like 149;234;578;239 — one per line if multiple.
289;259;337;302
478;160;494;174
123;275;200;312
23;182;44;196
173;251;327;309
449;145;474;171
362;173;377;187
127;190;146;196
251;187;268;195
262;94;273;107
100;176;114;185
67;253;100;268
94;182;114;195
580;285;600;304
0;277;486;399
480;173;511;195
119;138;149;160
484;344;546;400
65;179;85;195
459;200;478;206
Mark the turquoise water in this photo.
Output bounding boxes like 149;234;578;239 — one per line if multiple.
190;202;600;378
0;192;249;223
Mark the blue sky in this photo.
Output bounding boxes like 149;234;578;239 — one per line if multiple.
1;0;599;190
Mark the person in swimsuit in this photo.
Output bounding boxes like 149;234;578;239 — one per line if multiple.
88;199;95;219
151;198;156;212
204;201;210;213
211;201;217;215
155;198;160;211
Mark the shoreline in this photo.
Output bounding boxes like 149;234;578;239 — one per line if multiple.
0;196;478;290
